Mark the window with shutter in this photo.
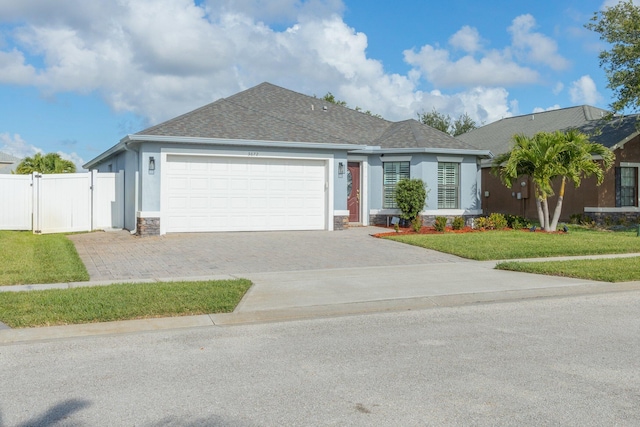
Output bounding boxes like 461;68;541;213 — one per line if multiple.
383;162;410;208
438;162;459;209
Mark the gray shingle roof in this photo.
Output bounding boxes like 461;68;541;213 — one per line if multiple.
374;119;479;149
138;82;470;149
0;151;20;174
457;105;619;155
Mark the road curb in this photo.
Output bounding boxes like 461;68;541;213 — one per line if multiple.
3;281;640;344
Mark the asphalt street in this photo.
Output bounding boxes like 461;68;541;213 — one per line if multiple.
2;291;639;426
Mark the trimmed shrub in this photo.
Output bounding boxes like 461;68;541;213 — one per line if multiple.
411;216;422;232
505;214;530;230
395;179;428;221
489;213;507;230
452;216;465;230
474;216;490;229
434;216;447;232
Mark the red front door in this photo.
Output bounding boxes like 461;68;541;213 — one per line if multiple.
347;162;360;222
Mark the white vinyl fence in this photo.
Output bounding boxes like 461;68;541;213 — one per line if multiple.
0;171;124;234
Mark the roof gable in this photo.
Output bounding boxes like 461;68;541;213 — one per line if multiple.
374;119;478;150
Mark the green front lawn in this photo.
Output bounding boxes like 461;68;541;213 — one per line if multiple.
0;231;89;285
0;279;252;328
496;257;640;282
384;227;640;260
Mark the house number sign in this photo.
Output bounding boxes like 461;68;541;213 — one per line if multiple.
248;152;259;157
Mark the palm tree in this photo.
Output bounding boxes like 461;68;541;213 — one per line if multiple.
15;153;76;174
548;129;614;230
492;130;614;232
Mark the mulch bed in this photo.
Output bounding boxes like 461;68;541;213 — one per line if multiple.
373;226;566;237
373;226;477;237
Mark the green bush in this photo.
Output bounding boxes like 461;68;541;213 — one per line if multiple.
489;213;508;230
569;213;593;226
395;179;428;221
452;216;465;230
505;214;530;230
434;216;447;232
411;216;423;232
474;216;490;229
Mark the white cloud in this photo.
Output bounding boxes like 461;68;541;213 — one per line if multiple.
404;45;539;87
0;133;85;170
57;150;86;170
0;49;37;84
552;82;564;95
569;75;602;105
449;26;482;53
508;14;570;70
0;0;523;128
0;133;40;158
533;104;561;113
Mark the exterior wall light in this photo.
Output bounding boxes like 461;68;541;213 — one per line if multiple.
338;162;345;177
149;156;156;174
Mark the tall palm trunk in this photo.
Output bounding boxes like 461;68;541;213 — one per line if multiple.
535;197;545;230
542;198;551;231
549;177;566;231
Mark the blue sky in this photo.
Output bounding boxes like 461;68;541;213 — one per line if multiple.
0;0;634;169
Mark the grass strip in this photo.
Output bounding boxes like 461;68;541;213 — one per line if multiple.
495;257;640;283
0;279;252;328
384;228;640;260
0;231;89;285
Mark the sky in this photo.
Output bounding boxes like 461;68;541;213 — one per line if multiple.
0;0;635;169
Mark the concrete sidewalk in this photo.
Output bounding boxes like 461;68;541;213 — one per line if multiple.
2;254;640;344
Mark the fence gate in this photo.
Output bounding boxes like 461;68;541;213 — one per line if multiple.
0;171;124;234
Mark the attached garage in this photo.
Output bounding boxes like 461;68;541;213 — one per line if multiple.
163;154;327;233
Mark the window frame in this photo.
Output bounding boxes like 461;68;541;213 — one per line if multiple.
382;161;410;209
616;166;638;207
438;162;460;209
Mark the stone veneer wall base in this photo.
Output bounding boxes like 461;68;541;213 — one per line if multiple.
137;217;160;236
333;215;349;230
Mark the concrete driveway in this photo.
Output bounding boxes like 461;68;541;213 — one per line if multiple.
69;226;468;281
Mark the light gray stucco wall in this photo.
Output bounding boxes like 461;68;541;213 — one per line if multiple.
367;153;481;212
91;149;139;231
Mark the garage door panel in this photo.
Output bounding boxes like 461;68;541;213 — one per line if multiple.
165;155;326;232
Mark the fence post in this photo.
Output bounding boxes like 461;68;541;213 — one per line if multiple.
32;172;41;234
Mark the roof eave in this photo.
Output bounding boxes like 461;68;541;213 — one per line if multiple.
128;134;366;151
350;147;493;158
83;138;129;169
611;129;640;151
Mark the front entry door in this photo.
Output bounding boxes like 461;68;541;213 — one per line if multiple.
347;162;360;222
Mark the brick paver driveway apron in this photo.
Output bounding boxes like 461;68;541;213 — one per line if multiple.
69;227;468;281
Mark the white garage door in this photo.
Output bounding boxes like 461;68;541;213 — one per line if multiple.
164;155;327;232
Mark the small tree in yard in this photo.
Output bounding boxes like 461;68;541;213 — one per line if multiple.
395;179;428;230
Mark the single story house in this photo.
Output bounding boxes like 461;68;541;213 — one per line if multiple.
0;152;20;174
458;105;640;224
84;83;492;235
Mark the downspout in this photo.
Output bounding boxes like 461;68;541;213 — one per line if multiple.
122;137;140;235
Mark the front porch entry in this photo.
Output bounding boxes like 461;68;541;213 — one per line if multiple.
347;161;361;223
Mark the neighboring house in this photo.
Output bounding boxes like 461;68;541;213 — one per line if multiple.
0;152;20;174
458;106;640;224
84;83;491;235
